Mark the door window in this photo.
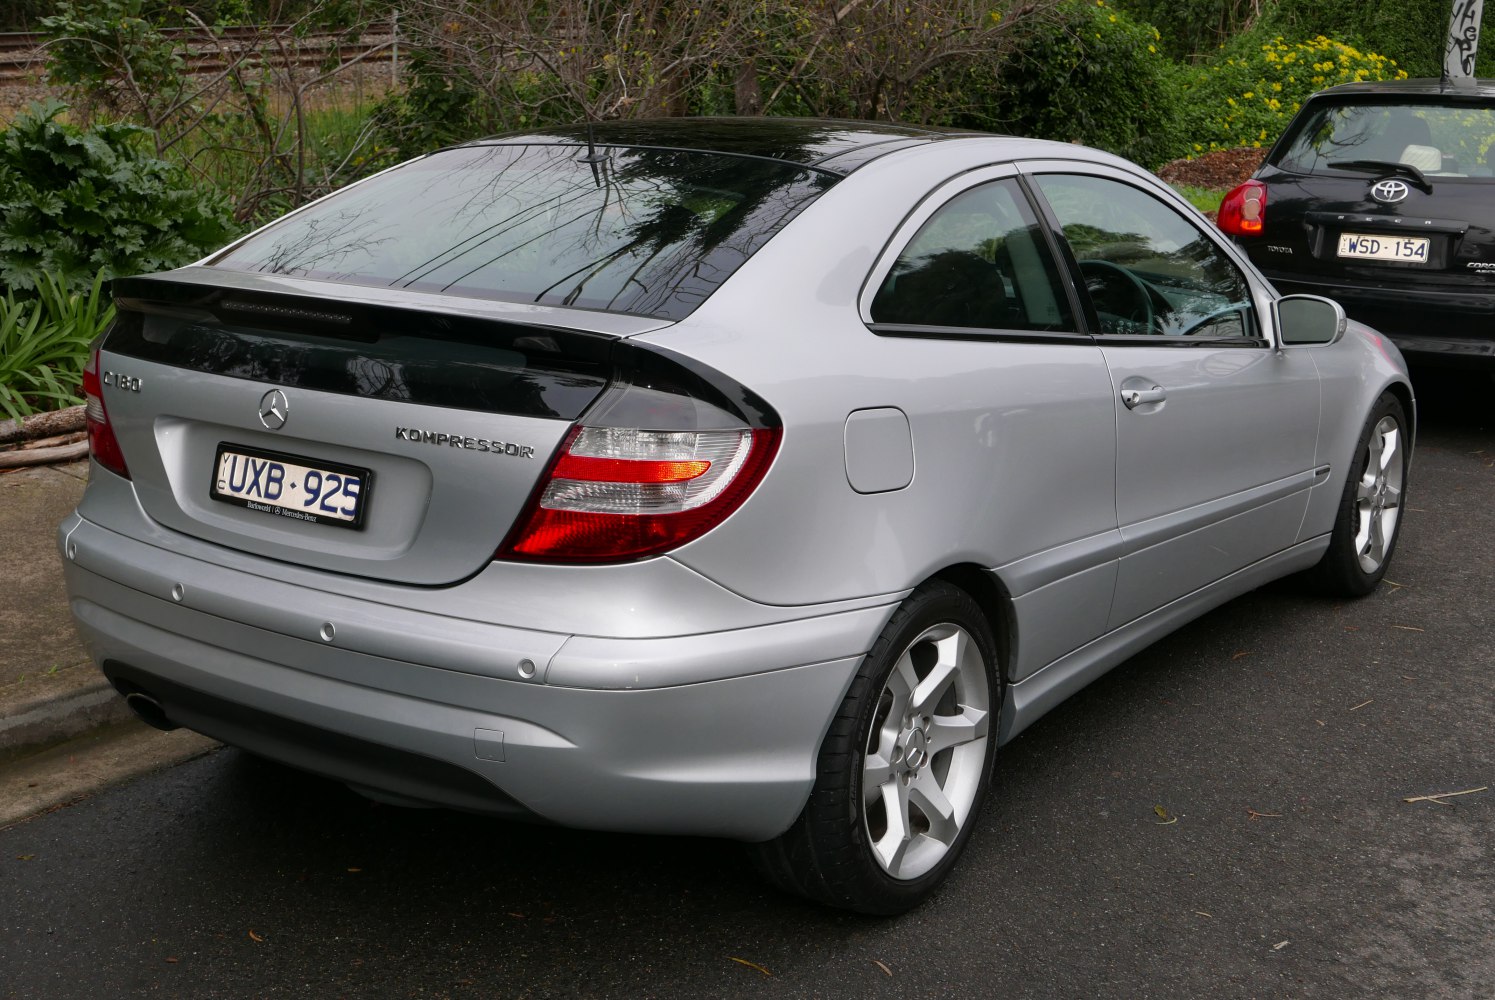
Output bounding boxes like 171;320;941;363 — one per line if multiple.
870;179;1075;333
1033;174;1259;340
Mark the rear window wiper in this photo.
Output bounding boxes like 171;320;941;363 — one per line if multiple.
1326;159;1432;192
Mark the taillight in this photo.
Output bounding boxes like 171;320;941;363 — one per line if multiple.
1217;180;1267;236
499;423;780;562
82;343;130;479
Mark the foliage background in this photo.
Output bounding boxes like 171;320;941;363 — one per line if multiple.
0;101;236;295
0;0;1485;414
1114;0;1495;76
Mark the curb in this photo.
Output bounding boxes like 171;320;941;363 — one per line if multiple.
0;721;220;831
0;665;135;762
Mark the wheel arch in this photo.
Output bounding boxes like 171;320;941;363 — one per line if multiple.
1383;378;1416;448
926;562;1015;686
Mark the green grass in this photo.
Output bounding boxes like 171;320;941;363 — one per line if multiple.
1169;184;1228;215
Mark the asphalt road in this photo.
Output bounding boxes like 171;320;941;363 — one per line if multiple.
3;371;1491;1000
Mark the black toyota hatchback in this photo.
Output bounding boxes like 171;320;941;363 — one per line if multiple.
1219;79;1495;369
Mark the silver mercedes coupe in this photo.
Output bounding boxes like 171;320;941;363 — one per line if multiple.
61;118;1413;914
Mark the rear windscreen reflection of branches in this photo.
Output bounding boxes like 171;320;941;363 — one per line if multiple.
216;142;837;320
253;209;393;278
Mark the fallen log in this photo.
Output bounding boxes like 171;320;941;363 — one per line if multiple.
0;405;86;446
14;430;87;451
0;439;90;469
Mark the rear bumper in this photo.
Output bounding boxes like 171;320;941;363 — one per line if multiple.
1262;273;1495;368
59;513;884;841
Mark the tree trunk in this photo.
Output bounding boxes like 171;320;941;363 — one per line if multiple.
734;59;762;115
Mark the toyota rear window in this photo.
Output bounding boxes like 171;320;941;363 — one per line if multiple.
213;144;839;320
1277;100;1495;179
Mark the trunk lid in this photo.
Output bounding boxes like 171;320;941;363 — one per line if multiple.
98;268;669;586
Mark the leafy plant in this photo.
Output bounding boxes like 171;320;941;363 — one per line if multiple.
39;0;189;137
0;272;113;422
0;100;238;296
1262;0;1495;78
1175;30;1407;157
40;0;392;224
935;0;1187;169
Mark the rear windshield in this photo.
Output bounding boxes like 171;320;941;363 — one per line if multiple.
1276;100;1495;179
213;144;838;320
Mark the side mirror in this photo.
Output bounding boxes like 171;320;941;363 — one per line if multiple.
1274;294;1346;347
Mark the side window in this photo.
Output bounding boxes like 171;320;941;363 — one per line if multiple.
870;178;1075;333
1033;173;1259;340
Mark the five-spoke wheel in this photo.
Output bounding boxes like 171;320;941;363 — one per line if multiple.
750;581;1000;915
1308;391;1410;596
1352;413;1404;574
861;622;990;881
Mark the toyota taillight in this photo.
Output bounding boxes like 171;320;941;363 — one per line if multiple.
1217;180;1267;236
498;375;781;563
82;343;130;479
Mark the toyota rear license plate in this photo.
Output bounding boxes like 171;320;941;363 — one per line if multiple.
1337;233;1429;263
211;444;371;529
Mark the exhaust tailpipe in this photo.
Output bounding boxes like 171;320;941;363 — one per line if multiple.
120;688;179;732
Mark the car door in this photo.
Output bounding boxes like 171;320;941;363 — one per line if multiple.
859;168;1122;681
1025;166;1322;629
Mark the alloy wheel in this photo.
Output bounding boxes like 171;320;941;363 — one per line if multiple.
1353;415;1403;573
862;622;991;881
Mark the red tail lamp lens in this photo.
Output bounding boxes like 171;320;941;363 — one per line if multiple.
82;346;130;479
500;425;780;563
1217;180;1267;236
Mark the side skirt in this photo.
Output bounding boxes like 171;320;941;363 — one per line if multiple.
997;536;1329;744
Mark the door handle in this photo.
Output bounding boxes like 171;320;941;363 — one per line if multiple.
1121;385;1166;409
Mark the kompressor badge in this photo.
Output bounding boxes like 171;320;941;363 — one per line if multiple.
395;427;535;458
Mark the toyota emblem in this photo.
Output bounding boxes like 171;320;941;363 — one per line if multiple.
1370;179;1410;204
258;389;289;430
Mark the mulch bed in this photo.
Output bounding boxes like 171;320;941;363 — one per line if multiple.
1156;147;1265;190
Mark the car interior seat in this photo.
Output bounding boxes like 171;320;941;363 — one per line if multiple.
1371;110;1437;168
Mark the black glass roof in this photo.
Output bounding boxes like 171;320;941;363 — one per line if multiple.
475;117;986;175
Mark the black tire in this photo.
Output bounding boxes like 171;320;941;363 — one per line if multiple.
1305;391;1409;597
748;581;1001;915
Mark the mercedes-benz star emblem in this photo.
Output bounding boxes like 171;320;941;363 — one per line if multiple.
258;389;289;430
1370;178;1410;205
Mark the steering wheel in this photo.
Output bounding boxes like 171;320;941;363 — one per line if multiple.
1077;259;1155;336
1177;304;1248;338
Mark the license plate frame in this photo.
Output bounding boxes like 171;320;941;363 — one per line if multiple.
1336;232;1431;263
210;443;372;530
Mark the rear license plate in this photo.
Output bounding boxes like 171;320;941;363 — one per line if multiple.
211;444;371;530
1337;233;1429;263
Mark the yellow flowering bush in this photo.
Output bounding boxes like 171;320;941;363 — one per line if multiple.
1177;34;1407;156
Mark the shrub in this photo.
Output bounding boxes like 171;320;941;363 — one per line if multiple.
1263;0;1495;79
1175;31;1408;156
941;0;1188;169
1111;0;1252;60
0;272;112;422
41;0;393;226
370;54;566;161
0;101;239;295
1114;0;1495;75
